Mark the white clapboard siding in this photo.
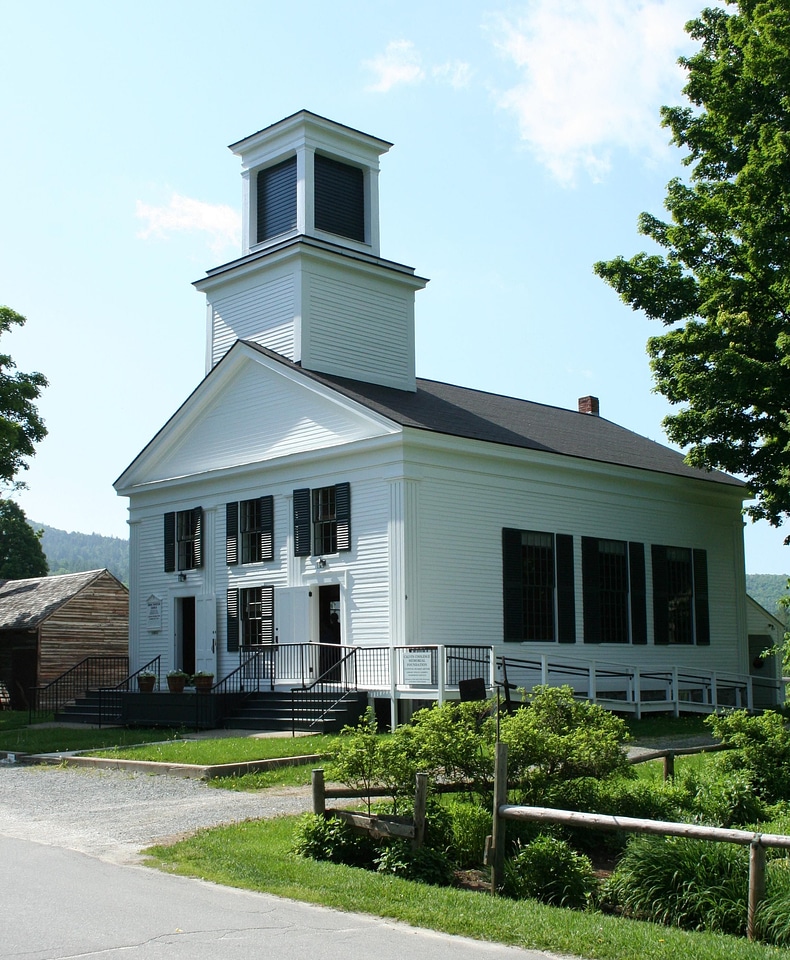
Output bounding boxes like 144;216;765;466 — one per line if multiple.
210;273;296;366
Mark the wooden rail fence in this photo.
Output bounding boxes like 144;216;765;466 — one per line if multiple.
488;742;790;941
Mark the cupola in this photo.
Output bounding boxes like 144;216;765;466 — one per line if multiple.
195;111;427;391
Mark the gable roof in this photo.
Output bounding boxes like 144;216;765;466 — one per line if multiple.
243;342;744;489
0;570;123;631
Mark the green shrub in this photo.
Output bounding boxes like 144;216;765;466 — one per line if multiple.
443;798;492;868
292;813;377;868
706;709;790;803
502;834;597;909
499;686;631;802
605;835;748;936
375;839;455;886
755;858;790;946
683;761;765;827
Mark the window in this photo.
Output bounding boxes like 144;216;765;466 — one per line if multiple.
226;585;274;651
582;538;646;644
293;483;351;557
257;157;297;243
652;545;709;645
502;529;575;642
163;508;203;572
314;155;365;242
226;497;274;565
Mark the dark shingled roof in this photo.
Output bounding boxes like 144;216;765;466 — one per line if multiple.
243;341;744;489
0;570;109;631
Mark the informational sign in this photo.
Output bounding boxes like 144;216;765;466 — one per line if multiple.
147;595;162;632
402;649;433;685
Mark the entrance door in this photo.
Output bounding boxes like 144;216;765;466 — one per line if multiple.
195;596;217;676
319;584;341;680
175;596;196;676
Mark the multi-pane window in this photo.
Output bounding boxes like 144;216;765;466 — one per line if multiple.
226;497;274;565
652;545;709;645
502;529;575;643
226;585;274;651
164;508;203;572
313;486;337;556
293;484;351;557
581;538;646;645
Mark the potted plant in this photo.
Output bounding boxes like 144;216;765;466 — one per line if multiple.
137;671;156;693
192;671;215;693
166;670;189;693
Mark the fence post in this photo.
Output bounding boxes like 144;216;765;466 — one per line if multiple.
748;838;766;941
413;773;428;850
312;769;326;815
663;752;675;781
490;741;508;894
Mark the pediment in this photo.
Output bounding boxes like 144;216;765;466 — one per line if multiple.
116;345;399;492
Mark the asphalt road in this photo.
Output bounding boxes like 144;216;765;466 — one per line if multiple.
0;764;565;960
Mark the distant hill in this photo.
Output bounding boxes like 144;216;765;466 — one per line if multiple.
30;522;129;585
746;574;790;626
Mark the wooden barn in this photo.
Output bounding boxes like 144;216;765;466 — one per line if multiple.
0;569;128;709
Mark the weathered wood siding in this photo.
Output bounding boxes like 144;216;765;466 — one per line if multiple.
38;572;129;683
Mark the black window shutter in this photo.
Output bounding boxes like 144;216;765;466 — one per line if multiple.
693;549;710;645
227;588;239;652
581;537;601;644
556;534;576;643
652;545;670;645
192;507;203;568
257;157;297;243
260;495;274;561
502;528;524;642
629;542;647;645
226;502;239;565
335;482;351;552
293;488;311;556
164;513;175;573
261;585;275;644
314;154;365;242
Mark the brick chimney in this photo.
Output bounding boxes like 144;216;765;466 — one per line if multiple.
578;396;599;416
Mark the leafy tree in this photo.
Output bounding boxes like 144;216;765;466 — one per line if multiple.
0;306;47;488
0;499;48;579
594;2;790;534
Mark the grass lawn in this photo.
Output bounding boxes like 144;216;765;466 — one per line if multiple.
146;815;790;960
0;712;175;754
624;713;711;742
89;733;335;764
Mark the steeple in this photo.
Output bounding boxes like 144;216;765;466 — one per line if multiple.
194;111;427;391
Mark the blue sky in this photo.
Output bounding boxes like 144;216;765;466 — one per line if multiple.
1;0;786;574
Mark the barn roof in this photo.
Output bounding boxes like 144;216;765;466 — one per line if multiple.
0;570;116;631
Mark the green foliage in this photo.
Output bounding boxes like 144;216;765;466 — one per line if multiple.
0;306;47;489
0;499;47;578
593;3;790;531
34;521;129;584
442;798;493;868
746;574;790;625
706;709;790;803
682;760;766;827
292;813;378;867
755;859;790;946
499;686;631;801
503;835;597;909
407;700;494;797
606;835;748;936
375;839;455;886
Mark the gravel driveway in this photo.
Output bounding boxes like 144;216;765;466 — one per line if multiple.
0;763;312;864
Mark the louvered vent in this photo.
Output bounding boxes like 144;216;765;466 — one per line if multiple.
314;154;364;242
257;157;297;243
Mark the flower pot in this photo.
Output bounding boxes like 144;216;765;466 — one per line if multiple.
137;675;156;693
167;675;187;693
193;675;214;693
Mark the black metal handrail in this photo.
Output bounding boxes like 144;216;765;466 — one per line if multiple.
97;656;161;727
290;648;358;733
29;655;130;724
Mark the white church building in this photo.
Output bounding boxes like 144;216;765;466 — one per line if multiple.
114;111;782;728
